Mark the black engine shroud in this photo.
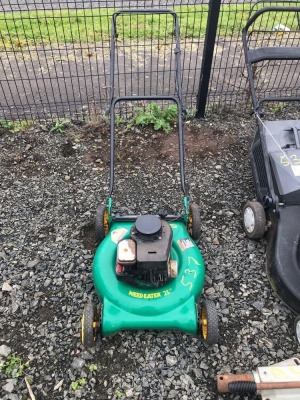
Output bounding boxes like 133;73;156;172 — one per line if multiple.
116;215;173;287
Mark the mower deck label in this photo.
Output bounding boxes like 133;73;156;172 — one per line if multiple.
111;228;128;243
128;290;162;299
177;238;194;251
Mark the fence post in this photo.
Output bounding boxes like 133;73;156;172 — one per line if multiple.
195;0;222;118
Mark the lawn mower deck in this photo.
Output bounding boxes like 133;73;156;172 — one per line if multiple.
241;5;300;338
81;9;219;348
93;217;205;337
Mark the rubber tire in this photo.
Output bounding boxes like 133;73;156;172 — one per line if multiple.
95;204;108;243
199;299;219;345
81;302;97;349
295;316;300;345
188;203;201;241
242;201;266;239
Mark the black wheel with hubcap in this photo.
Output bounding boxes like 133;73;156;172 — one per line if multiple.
81;302;100;348
188;203;201;241
95;204;109;243
242;201;266;239
199;299;219;345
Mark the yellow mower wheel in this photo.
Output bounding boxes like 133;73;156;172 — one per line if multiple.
188;203;201;241
81;302;99;348
199;299;219;345
95;205;109;243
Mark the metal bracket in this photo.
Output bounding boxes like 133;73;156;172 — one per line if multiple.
254;357;300;400
217;357;300;400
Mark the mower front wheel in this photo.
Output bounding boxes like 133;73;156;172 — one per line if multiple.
188;203;201;241
295;316;300;345
95;204;109;243
81;302;100;348
242;201;266;239
198;299;219;345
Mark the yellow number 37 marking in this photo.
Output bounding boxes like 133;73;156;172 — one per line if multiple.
180;269;197;291
180;256;201;290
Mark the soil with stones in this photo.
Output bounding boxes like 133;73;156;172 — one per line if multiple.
0;110;299;400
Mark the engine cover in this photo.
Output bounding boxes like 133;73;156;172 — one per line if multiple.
116;215;175;287
131;215;172;271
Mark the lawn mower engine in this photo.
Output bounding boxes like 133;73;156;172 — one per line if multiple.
115;215;178;287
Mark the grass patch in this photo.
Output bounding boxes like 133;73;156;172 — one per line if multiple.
134;103;178;133
49;119;70;134
0;354;29;378
0;4;297;49
70;378;87;391
0;119;32;132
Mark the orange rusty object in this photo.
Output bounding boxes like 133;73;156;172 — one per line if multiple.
217;374;254;393
256;381;300;390
217;373;300;393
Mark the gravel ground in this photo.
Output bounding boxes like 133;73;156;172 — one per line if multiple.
0;111;299;400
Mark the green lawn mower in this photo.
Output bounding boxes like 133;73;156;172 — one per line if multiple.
81;9;219;348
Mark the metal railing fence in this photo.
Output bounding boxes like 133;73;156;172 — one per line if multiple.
208;0;300;114
0;0;299;121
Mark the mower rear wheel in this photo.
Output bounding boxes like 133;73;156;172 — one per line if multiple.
199;299;219;345
95;204;109;243
242;201;266;239
188;203;201;241
295;316;300;345
81;302;100;348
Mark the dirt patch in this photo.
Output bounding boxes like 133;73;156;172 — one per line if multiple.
160;124;240;160
80;123;242;169
80;221;98;252
35;305;55;325
61;138;76;157
0;127;10;136
0;132;50;176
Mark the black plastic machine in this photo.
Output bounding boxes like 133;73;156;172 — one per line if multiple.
241;5;300;339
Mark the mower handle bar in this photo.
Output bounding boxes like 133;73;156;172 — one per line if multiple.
112;9;178;17
108;10;185;197
243;6;300;33
109;96;186;197
108;9;183;111
242;6;300;112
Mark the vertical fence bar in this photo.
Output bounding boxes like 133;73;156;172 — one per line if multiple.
195;0;221;118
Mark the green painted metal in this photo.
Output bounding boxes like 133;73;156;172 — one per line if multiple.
183;196;189;224
107;197;113;216
93;220;205;337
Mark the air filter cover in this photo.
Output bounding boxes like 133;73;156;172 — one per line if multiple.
135;215;162;237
